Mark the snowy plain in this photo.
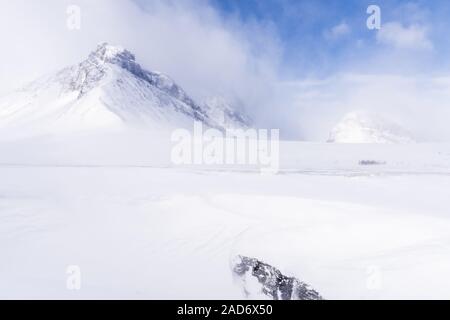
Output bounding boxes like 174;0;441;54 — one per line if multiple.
1;131;450;299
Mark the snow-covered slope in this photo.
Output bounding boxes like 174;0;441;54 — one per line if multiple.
1;140;450;299
0;43;249;134
328;111;415;144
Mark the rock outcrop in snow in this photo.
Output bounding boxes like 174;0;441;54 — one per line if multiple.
328;111;415;144
0;43;250;133
232;255;323;300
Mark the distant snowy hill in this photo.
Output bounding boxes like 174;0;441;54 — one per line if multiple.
328;111;415;144
0;43;249;134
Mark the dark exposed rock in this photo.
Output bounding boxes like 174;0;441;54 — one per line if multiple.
233;255;323;300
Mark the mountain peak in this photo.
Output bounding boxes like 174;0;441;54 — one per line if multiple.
0;42;250;133
83;43;180;97
88;42;136;65
328;111;415;143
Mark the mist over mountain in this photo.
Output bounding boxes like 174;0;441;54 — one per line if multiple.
328;111;415;144
0;43;249;135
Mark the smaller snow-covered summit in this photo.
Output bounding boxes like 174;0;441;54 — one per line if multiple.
328;111;415;144
202;96;251;129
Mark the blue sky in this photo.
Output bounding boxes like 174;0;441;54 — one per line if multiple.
209;0;450;77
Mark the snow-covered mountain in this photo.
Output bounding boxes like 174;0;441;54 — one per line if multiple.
0;43;249;134
328;111;415;144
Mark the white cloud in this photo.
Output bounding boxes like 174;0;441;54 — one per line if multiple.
377;22;432;50
324;22;351;40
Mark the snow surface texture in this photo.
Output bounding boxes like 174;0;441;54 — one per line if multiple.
0;43;249;136
328;111;415;143
0;136;450;299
